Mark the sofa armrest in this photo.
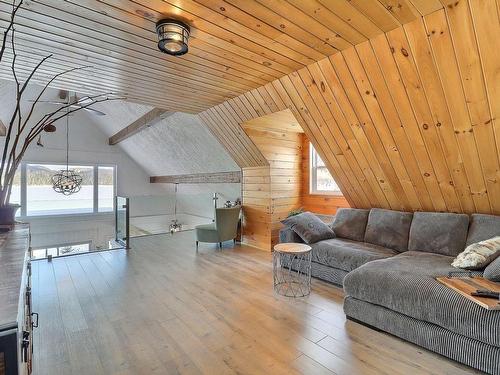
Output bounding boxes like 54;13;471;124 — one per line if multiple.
279;227;304;244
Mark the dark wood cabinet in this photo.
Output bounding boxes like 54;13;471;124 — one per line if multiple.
0;225;33;375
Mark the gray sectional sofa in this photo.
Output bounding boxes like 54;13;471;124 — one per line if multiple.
279;208;500;375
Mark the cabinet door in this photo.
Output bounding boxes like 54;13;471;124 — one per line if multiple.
0;352;5;375
0;331;18;375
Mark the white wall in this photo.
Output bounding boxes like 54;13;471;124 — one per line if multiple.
0;80;167;197
0;81;168;248
0;80;242;247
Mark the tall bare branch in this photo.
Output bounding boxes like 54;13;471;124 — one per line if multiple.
0;0;126;208
0;0;22;63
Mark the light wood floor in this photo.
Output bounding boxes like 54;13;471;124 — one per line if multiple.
32;231;484;375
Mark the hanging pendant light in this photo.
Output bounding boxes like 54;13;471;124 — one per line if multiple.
169;183;182;233
52;94;83;195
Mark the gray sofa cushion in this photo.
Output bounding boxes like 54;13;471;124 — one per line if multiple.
315;213;335;224
343;251;498;347
466;213;500;246
281;211;335;244
279;227;304;244
364;208;413;252
484;256;500;281
311;238;397;272
408;212;469;256
330;208;369;242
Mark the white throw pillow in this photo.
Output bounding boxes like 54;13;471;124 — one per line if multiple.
452;236;500;270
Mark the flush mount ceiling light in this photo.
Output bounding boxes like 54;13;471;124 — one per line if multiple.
156;19;190;56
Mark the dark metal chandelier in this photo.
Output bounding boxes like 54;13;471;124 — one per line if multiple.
169;183;182;233
156;19;190;56
52;97;83;195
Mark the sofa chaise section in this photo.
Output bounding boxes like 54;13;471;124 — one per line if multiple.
343;251;496;347
343;211;500;375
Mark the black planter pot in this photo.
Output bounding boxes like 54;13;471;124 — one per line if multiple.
0;204;20;225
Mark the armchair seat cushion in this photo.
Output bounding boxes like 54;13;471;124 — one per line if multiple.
196;223;216;231
195;223;220;243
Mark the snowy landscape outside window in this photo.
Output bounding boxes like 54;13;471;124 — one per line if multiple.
12;163;116;217
310;144;342;195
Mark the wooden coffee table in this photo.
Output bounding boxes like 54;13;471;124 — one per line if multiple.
437;276;500;310
273;243;312;297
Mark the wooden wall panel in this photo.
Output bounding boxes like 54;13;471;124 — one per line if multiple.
199;0;500;216
241;110;351;250
241;110;303;250
241;166;271;250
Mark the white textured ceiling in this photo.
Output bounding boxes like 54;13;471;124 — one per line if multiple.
90;102;239;176
89;98;240;199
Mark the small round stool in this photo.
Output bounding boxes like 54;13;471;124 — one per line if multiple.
273;243;312;297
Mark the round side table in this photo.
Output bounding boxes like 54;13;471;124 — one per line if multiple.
273;243;312;297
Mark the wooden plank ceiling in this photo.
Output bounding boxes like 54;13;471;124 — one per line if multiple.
200;0;500;215
0;0;440;113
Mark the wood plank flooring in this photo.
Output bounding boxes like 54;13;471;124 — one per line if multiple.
32;231;484;375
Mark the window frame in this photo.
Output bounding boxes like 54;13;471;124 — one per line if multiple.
309;144;343;196
17;161;117;218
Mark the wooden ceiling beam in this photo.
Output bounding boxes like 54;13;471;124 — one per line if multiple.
0;120;6;136
108;109;172;145
150;171;242;184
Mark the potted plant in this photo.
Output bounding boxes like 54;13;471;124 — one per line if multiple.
287;207;304;218
0;0;118;225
